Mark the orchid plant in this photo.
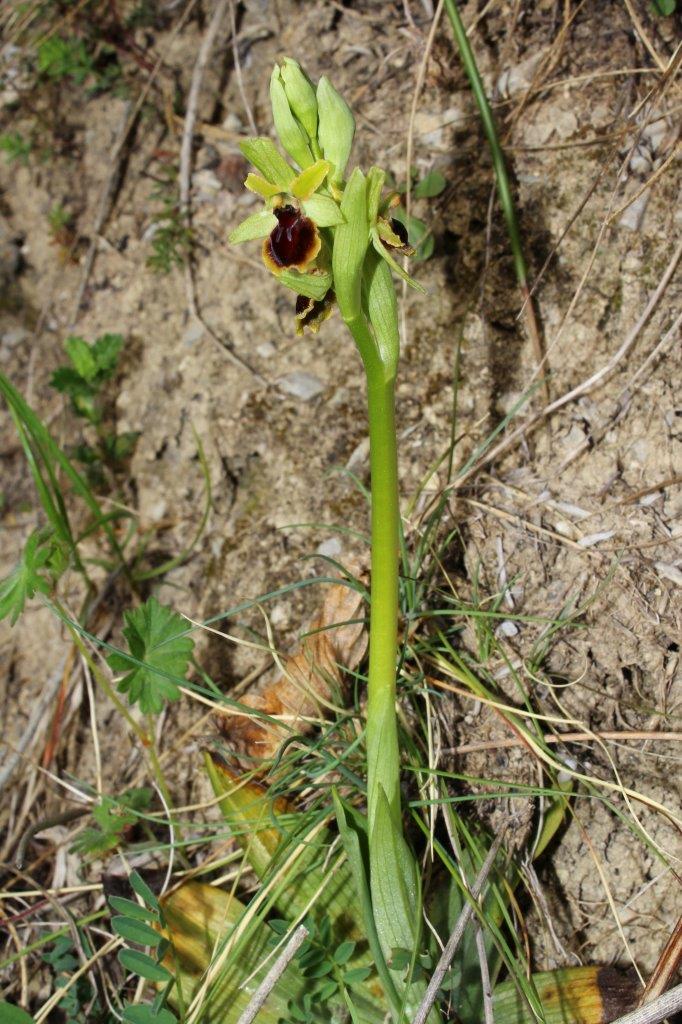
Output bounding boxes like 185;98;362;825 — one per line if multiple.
230;58;432;1017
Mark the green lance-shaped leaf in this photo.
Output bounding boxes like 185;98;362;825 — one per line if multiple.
270;67;314;169
332;168;369;324
281;57;318;141
205;754;379;991
332;792;401;1017
317;75;355;185
161;883;329;1024
362;248;399;377
239;137;295;189
0;1002;36;1024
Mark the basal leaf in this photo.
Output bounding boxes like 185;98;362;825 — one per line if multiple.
107;597;194;715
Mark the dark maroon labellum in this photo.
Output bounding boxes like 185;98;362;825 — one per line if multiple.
266;205;319;269
389;218;409;247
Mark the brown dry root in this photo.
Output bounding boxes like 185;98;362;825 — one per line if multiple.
217;565;368;764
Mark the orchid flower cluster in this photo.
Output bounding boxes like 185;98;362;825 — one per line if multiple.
229;58;421;339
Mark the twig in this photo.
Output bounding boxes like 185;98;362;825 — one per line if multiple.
179;0;266;382
412;836;502;1024
235;924;309;1024
475;923;495;1024
228;0;257;134
609;982;682;1024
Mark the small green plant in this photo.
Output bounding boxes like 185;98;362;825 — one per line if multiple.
51;332;139;484
0;131;32;164
651;0;676;13
36;34;122;94
71;787;153;857
146;166;192;273
37;36;93;84
0;526;65;624
109;870;179;1024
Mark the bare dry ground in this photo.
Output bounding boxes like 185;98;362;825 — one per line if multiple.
1;0;680;1012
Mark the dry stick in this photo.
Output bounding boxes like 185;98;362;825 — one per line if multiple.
454;237;682;489
179;0;265;382
610;983;682;1024
639;916;682;1006
412;836;502;1024
449;730;682;756
474;923;495;1024
234;924;309;1024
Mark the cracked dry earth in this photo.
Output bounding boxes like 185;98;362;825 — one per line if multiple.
0;0;680;991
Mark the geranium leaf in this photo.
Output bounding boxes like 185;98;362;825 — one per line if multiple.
107;597;194;715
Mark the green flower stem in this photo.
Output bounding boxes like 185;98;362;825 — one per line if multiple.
364;372;401;831
345;314;401;833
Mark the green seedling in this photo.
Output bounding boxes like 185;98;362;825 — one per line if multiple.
146;165;192;273
51;331;139;484
0;132;32;165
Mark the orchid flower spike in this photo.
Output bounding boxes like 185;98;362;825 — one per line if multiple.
229;58;423;340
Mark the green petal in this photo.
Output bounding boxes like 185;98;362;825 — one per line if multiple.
244;173;282;199
301;193;345;227
228;209;277;244
239;137;295;188
291;159;331;200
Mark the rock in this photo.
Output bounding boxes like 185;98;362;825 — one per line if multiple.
277;371;324;401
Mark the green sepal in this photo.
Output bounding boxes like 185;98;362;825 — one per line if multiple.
370;229;426;293
279;268;333;301
333;168;369;322
317;75;355;184
239;137;295;188
228;208;277;244
270;68;314;169
301;193;345;227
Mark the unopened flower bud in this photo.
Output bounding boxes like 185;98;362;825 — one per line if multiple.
280;58;318;142
270;66;314;169
316;75;355;185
